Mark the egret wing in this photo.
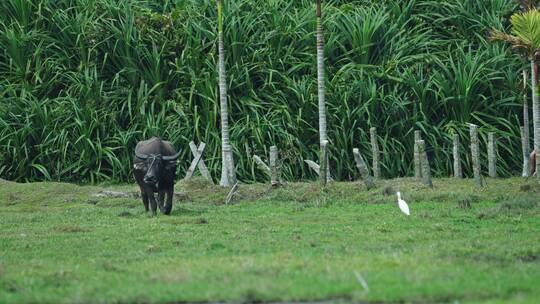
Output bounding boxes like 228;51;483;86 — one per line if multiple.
398;200;410;215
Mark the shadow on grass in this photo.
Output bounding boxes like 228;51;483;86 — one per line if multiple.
170;206;207;217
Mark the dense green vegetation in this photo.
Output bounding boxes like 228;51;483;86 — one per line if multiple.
1;178;540;302
0;0;527;183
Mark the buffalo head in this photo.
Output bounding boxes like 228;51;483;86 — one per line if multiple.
135;150;181;186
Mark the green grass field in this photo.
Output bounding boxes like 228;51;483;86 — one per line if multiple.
1;177;540;303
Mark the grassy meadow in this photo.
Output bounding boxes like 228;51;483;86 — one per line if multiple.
1;177;540;303
2;1;540;303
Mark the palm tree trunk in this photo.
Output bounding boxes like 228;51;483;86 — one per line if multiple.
316;0;330;180
531;60;540;181
316;0;327;145
523;69;531;177
218;0;236;187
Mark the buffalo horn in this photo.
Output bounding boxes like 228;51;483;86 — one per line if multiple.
163;151;181;161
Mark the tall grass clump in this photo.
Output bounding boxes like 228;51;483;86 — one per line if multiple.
0;0;526;183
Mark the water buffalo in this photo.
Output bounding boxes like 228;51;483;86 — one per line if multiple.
133;137;181;216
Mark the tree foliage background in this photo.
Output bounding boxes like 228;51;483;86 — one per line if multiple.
0;0;527;182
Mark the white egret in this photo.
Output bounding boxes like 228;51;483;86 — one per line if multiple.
396;192;410;215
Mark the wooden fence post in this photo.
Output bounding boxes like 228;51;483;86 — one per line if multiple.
224;144;237;186
417;140;433;188
414;130;422;179
253;155;271;176
453;134;463;178
370;127;381;179
469;124;483;187
254;148;283;186
225;182;238;205
488;132;497;178
305;149;332;181
185;142;206;179
353;148;375;189
185;142;213;184
270;146;280;187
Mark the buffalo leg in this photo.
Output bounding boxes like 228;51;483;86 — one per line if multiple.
141;192;149;212
157;191;166;213
164;188;174;215
147;192;158;216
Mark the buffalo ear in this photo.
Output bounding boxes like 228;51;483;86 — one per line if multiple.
135;151;149;160
165;161;177;170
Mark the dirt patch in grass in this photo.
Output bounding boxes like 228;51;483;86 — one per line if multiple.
518;253;539;263
519;183;540;193
85;199;99;205
118;211;134;217
0;179;16;185
176;178;229;204
472;252;510;265
499;196;537;210
95;198;139;208
476;208;498;220
1;280;21;293
455;194;480;209
45;270;75;288
515;249;540;263
150;268;187;283
453;249;540;266
102;261;122;272
3;193;20;206
176;177;272;205
146;245;160;253
170;206;206;216
167;217;209;225
195;217;208;224
382;185;395;196
209;242;226;251
520;184;533;192
53;226;91;233
477;196;538;219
